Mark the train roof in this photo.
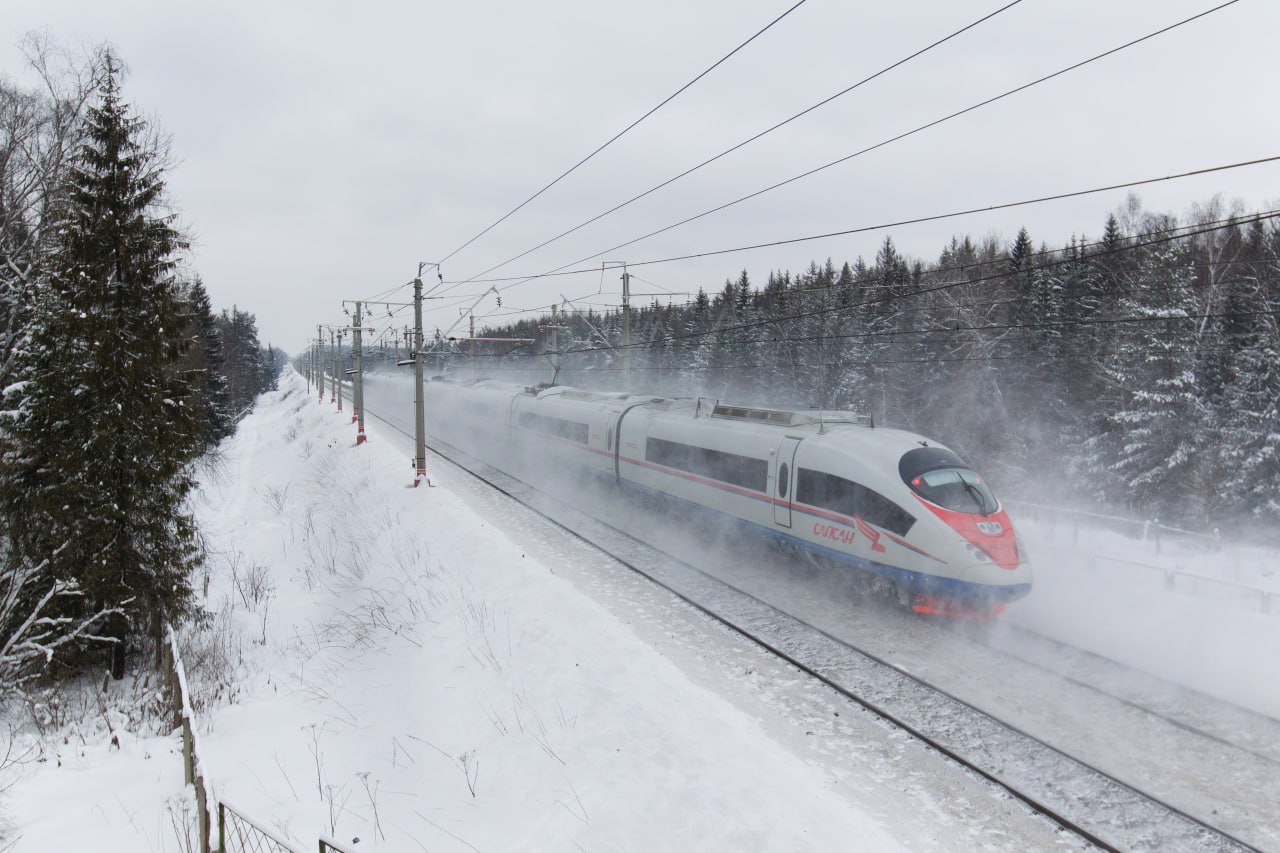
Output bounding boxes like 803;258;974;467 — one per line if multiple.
705;401;870;429
454;379;874;426
436;377;962;462
448;379;874;425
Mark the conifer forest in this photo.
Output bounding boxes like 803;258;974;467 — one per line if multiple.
0;45;281;687
460;202;1280;536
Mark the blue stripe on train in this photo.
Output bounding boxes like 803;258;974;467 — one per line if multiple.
617;477;1031;605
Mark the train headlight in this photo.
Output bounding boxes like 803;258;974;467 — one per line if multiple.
965;542;991;562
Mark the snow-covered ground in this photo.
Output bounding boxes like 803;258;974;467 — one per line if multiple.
1005;514;1280;719
1;371;1087;851
5;369;1277;851
359;370;1280;720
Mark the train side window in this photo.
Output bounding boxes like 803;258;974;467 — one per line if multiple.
778;464;789;498
646;437;768;492
796;468;915;536
518;411;588;444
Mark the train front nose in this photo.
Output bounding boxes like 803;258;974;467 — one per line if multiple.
962;515;1033;591
931;523;1032;614
909;559;1031;618
955;557;1033;603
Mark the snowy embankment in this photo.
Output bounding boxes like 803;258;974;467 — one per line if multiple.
19;367;1274;850
14;369;1274;849
1005;514;1280;719
191;374;906;850
357;370;1280;722
11;370;1024;851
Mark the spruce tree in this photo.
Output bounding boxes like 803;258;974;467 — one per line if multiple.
1104;236;1207;524
680;289;714;395
864;237;909;426
1215;220;1280;524
1056;236;1107;491
217;306;265;413
179;277;232;448
3;55;202;677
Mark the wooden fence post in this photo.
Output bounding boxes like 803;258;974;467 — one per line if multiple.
182;720;192;785
196;765;210;853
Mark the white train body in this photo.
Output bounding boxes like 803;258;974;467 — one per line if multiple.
426;379;1031;615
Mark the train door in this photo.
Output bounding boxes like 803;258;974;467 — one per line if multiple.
772;437;801;527
507;395;521;438
608;401;652;482
606;410;621;479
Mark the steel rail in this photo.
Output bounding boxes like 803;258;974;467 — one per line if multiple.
983;623;1280;768
353;391;1258;852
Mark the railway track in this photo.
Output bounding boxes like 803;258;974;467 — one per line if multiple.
982;625;1280;768
357;396;1264;851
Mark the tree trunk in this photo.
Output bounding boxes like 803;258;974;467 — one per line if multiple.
108;612;127;680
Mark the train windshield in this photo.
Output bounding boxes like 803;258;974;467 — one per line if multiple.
899;447;998;516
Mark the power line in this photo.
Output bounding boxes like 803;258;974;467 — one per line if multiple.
610;158;1280;272
417;199;1277;337
444;218;1280;331
448;208;1280;336
360;279;416;304
437;156;1279;291
546;210;1280;355
715;302;1280;349
579;207;1280;301
428;330;1279;372
439;288;1280;360
450;0;1027;289
453;0;1243;293
434;0;812;269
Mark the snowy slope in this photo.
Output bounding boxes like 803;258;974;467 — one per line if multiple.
1004;516;1280;719
4;371;1086;851
356;369;1280;719
192;376;906;851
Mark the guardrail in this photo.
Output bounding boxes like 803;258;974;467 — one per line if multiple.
1082;553;1274;615
1005;503;1275;615
1004;499;1222;554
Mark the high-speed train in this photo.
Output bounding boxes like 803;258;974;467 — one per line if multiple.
425;378;1031;617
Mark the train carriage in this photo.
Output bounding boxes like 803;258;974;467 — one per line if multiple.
425;378;1031;617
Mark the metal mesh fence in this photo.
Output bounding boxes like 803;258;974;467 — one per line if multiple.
219;802;304;853
319;838;359;853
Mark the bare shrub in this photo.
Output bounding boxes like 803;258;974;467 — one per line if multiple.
177;602;244;715
358;772;385;842
165;793;202;853
262;482;291;515
459;593;505;673
228;554;273;611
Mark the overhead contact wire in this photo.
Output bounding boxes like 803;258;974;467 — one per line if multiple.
552;209;1280;355
470;0;1242;292
439;156;1279;288
434;0;812;270
455;0;1028;287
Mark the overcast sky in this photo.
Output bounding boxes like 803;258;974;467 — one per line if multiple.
4;0;1278;351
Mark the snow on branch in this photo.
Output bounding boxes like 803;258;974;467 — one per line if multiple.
0;560;125;699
